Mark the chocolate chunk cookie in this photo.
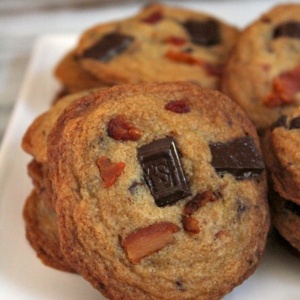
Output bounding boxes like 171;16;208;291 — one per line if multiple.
75;3;239;89
262;107;300;205
221;4;300;131
48;82;269;300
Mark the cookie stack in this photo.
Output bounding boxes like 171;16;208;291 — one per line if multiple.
21;2;300;299
220;3;300;252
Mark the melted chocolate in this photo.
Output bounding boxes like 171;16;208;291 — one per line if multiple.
137;137;191;207
290;116;300;129
271;115;287;131
284;199;300;216
82;33;134;62
183;19;220;46
273;22;300;39
209;136;265;179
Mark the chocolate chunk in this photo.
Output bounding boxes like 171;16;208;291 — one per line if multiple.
273;22;300;39
290;116;300;129
271;115;287;131
209;136;265;179
137;137;191;207
183;19;220;46
284;199;300;216
82;33;134;62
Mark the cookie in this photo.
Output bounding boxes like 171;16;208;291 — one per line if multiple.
75;3;239;89
268;189;300;253
262;106;300;205
221;3;300;131
48;82;269;300
54;50;109;94
22;90;95;271
23;187;76;273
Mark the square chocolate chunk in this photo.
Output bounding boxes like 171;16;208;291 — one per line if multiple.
209;136;265;180
138;137;191;207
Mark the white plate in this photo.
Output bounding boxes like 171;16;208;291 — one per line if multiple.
1;1;300;299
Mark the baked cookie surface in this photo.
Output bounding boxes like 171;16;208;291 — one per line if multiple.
221;4;300;130
262;106;300;205
48;82;269;300
75;3;239;89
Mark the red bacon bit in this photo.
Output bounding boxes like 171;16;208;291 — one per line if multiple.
265;64;300;107
107;115;142;141
164;36;187;46
165;50;221;77
181;215;200;234
165;99;190;114
184;191;217;216
121;222;180;264
96;156;125;187
141;11;163;24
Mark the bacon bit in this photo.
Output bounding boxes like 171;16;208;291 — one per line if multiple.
184;191;217;216
121;222;179;264
141;11;163;24
96;156;125;187
165;50;221;77
164;36;187;46
264;64;300;107
165;99;190;114
181;215;200;234
107;115;142;141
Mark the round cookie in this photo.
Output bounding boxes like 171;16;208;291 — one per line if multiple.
221;3;300;131
75;3;239;89
268;189;300;253
48;82;269;300
262;106;300;205
54;50;110;94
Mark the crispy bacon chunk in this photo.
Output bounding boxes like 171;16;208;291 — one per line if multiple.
165;50;221;77
121;221;179;264
182;191;217;234
107;115;142;141
265;64;300;107
141;10;163;24
165;99;190;114
96;156;125;187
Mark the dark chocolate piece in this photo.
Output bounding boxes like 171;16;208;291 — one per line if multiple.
137;137;191;207
183;19;220;46
82;33;134;62
271;115;287;131
290;116;300;129
273;22;300;39
284;199;300;217
209;136;265;179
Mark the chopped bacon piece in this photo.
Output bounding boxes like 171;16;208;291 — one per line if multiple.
107;115;142;141
121;222;179;264
96;156;125;187
181;215;200;234
165;99;190;114
164;36;187;46
265;64;300;107
141;11;163;24
183;191;217;216
165;50;221;77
